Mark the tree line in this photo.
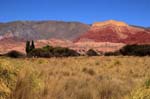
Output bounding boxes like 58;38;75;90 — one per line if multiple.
3;40;150;58
105;44;150;56
25;40;100;58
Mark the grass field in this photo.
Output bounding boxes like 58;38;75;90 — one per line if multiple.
0;56;150;99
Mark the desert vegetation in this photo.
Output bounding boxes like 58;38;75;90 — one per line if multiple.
0;56;150;99
27;45;79;58
0;42;150;99
86;49;98;56
105;44;150;56
25;41;79;57
120;44;150;56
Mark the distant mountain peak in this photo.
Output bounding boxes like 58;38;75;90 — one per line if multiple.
76;20;150;44
92;20;128;28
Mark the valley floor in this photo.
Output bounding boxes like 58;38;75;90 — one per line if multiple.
0;56;150;99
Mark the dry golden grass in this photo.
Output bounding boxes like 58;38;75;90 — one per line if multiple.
0;56;150;99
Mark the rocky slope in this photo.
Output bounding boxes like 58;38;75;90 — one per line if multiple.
0;21;90;40
0;20;150;54
75;20;150;44
0;38;124;54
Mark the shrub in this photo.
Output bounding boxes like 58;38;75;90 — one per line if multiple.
82;68;96;76
52;47;79;57
145;79;150;88
104;44;150;56
104;51;121;56
114;60;121;65
86;49;98;56
5;51;25;58
28;48;52;58
120;44;150;56
42;45;53;52
28;46;79;58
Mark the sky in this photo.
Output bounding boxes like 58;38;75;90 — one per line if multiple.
0;0;150;27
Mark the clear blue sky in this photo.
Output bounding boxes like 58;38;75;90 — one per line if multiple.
0;0;150;27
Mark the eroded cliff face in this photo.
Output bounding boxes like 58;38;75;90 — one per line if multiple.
92;20;128;28
75;20;150;44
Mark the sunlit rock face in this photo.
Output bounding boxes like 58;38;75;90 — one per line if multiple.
92;20;128;27
75;20;150;44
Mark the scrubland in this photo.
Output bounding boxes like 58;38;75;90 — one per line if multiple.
0;56;150;99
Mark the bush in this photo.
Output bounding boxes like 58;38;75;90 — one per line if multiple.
86;49;98;56
28;46;79;58
52;47;79;57
5;51;25;58
28;48;52;58
42;45;53;52
82;68;96;76
104;51;121;56
120;44;150;56
104;44;150;56
145;79;150;88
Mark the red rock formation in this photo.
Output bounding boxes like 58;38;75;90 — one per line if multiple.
75;20;150;44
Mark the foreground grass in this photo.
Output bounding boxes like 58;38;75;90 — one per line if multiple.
0;56;150;99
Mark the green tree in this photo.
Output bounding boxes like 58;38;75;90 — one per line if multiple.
43;45;53;51
26;41;31;54
86;49;98;56
31;40;35;51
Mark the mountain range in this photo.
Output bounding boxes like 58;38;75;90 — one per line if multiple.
0;20;150;54
0;21;90;40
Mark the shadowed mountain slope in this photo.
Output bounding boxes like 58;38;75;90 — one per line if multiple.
0;21;90;40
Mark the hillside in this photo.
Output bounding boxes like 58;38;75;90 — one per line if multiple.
0;21;90;40
75;20;150;44
0;38;124;54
